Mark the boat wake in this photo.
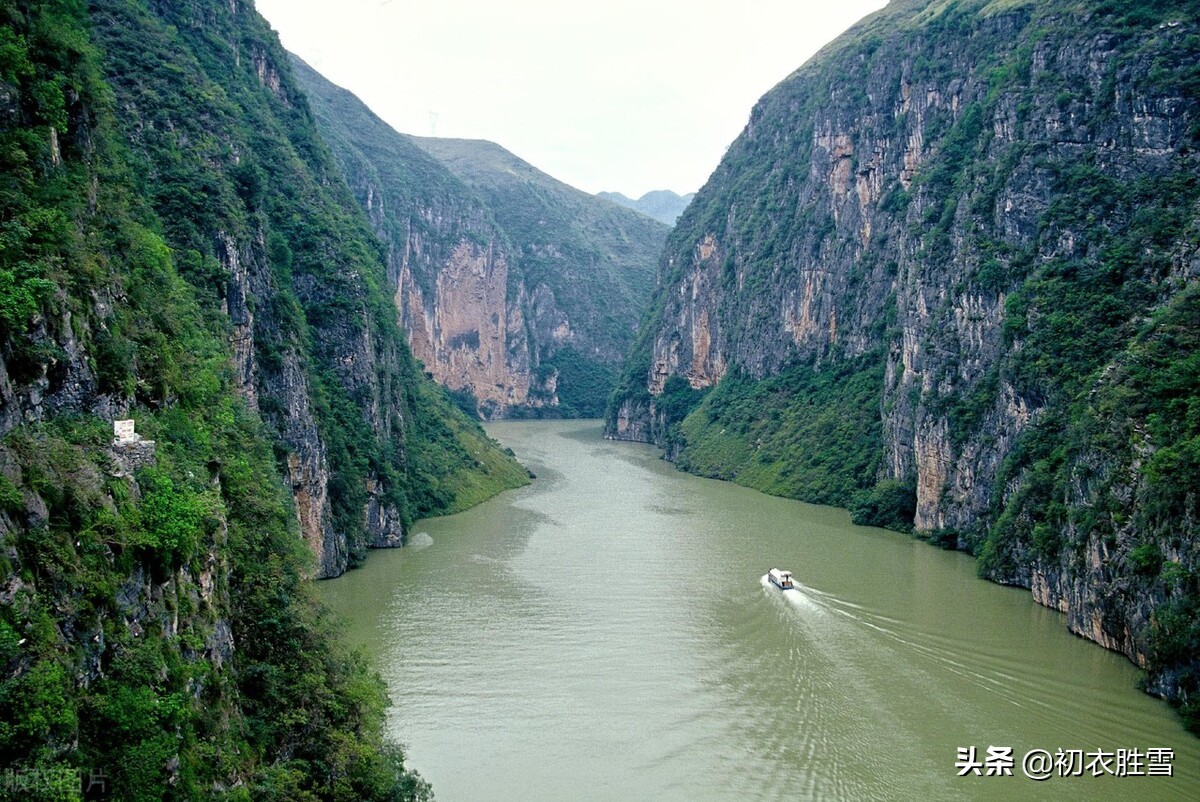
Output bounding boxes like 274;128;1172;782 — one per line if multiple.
760;574;823;612
766;579;1035;712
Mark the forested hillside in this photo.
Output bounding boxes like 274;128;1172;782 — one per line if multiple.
608;0;1200;729
86;0;528;580
0;0;527;797
295;60;668;419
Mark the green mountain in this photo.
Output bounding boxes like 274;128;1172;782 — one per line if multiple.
0;0;527;796
597;189;696;225
291;60;669;420
608;0;1200;729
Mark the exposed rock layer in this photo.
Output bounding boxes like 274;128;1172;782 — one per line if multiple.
0;1;527;581
293;59;668;420
608;0;1200;712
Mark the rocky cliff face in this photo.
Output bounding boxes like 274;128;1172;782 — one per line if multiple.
73;1;527;579
609;0;1200;723
0;1;467;793
397;240;532;413
293;60;668;420
216;227;345;571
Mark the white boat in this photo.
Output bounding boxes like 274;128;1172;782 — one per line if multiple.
767;568;795;590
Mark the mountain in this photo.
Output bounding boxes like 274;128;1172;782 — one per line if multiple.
0;0;527;795
607;0;1200;729
597;189;697;225
291;60;669;419
408;136;670;417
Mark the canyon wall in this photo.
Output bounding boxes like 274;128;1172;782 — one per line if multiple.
294;59;669;419
0;0;521;793
608;0;1200;724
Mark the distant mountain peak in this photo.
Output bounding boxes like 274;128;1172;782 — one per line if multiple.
291;63;668;420
597;189;696;225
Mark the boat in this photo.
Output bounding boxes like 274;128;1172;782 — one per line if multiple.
767;568;795;590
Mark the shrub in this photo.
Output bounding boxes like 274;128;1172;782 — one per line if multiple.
851;479;917;533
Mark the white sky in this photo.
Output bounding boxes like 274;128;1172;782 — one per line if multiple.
255;0;889;198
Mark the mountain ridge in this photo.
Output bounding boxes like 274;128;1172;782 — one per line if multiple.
607;0;1200;729
597;189;697;225
0;0;526;794
292;58;669;419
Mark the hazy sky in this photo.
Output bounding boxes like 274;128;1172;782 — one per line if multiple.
256;0;889;197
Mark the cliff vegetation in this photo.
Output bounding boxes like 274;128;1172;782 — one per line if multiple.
608;0;1200;729
293;61;667;420
0;0;528;796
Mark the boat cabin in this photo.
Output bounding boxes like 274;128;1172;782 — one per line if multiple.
768;568;795;590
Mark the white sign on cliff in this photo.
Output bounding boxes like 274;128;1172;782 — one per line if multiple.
113;419;138;443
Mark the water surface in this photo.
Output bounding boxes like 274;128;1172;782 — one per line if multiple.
321;420;1199;800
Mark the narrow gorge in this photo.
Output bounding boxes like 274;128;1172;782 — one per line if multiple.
293;59;668;421
3;0;1200;797
608;0;1200;728
0;0;525;796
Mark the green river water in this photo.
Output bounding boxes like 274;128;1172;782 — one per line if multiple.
320;420;1199;801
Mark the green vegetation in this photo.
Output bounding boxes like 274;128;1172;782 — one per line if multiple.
287;56;499;308
0;0;526;796
404;378;532;515
1;405;433;800
86;0;526;562
596;190;695;226
539;347;617;418
294;60;666;419
850;479;918;534
656;375;709;431
982;285;1200;726
1151;591;1200;731
606;0;1200;732
673;356;884;507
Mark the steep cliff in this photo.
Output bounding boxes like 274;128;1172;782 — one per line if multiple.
0;0;525;795
87;0;527;580
292;61;668;420
608;0;1200;727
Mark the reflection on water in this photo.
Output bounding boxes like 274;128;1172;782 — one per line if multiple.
321;420;1199;801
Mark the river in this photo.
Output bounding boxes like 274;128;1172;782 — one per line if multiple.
319;420;1199;800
